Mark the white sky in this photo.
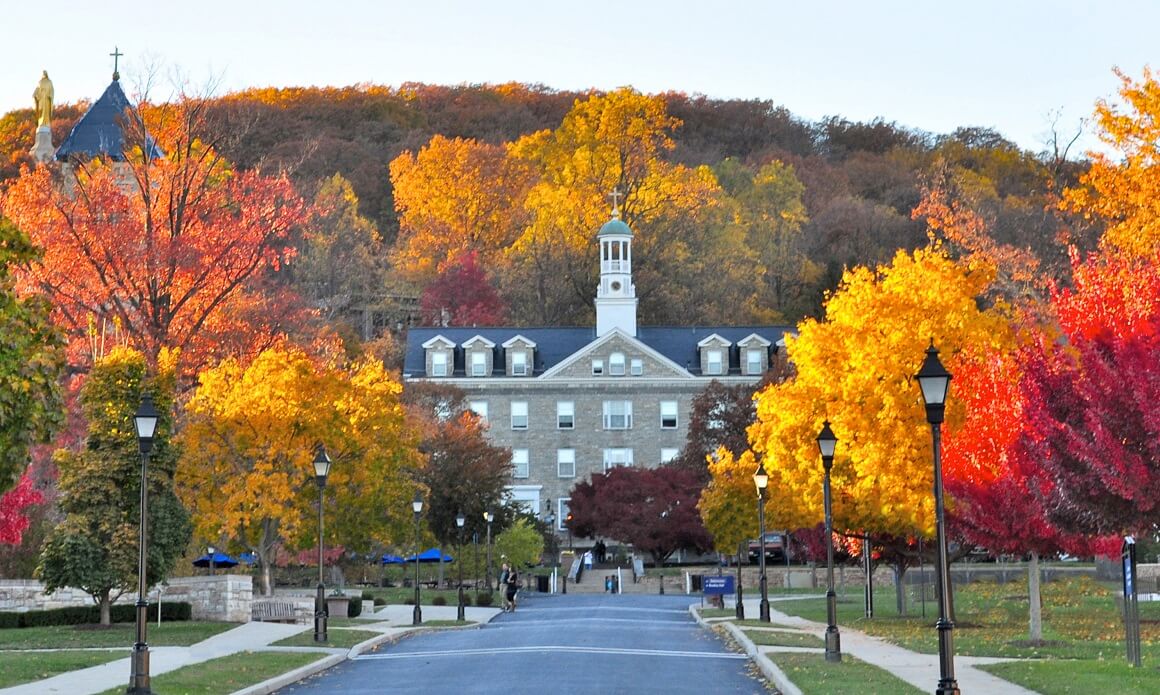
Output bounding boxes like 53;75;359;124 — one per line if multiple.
2;1;1155;155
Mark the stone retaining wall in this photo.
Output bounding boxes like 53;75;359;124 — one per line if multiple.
0;575;252;623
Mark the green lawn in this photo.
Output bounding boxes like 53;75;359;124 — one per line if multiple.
0;621;237;650
769;652;924;694
743;629;824;648
272;629;383;649
980;658;1160;694
94;651;323;695
0;650;125;688
770;575;1160;661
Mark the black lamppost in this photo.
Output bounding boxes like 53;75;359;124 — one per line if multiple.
456;510;466;621
312;445;332;643
412;492;424;626
916;340;959;695
753;459;770;623
128;393;158;695
484;509;494;592
207;546;216;577
817;421;842;663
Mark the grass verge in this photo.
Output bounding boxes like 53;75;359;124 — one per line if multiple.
770;652;924;694
272;629;383;649
743;629;824;648
0;650;124;688
979;658;1160;694
94;651;323;695
0;621;236;650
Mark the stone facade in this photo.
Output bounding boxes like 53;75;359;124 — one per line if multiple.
0;575;252;623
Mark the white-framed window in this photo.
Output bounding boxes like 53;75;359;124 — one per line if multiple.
512;351;528;376
706;349;723;375
471;352;487;377
630;358;643;376
661;448;680;463
660;401;678;429
468;400;488;423
603;448;633;471
511;401;528;430
602;400;633;430
558;498;571;530
747;348;765;375
557;401;574;429
557;449;576;477
592;359;604;376
512;449;529;478
430;351;448;377
610;352;625;376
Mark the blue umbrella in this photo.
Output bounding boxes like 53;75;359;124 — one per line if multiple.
193;551;238;568
406;547;454;563
381;553;408;565
238;551;258;565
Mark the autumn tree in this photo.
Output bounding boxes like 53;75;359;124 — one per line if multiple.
670;375;780;484
1064;67;1160;257
0;217;65;492
0;471;43;546
1;90;309;373
494;518;545;571
37;347;190;625
567;466;711;577
418;251;507;326
178;345;421;595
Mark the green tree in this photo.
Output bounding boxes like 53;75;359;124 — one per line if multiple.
0;217;65;493
494;518;544;570
37;348;190;624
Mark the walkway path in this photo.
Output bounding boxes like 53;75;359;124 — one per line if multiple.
700;595;1039;694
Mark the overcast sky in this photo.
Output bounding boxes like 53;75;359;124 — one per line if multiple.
3;1;1155;155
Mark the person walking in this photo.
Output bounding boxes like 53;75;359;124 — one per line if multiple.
504;564;521;613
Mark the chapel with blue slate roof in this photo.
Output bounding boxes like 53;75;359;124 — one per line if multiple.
55;54;163;163
404;202;793;526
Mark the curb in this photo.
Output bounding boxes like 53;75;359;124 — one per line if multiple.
232;619;492;694
689;606;801;695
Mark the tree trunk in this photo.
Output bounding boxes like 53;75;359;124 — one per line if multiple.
893;559;909;616
1028;550;1042;643
99;590;112;626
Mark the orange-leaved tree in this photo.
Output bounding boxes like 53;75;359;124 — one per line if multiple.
177;345;421;595
0;93;309;374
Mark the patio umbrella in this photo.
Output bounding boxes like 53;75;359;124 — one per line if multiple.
406;547;454;563
381;553;408;565
192;551;238;568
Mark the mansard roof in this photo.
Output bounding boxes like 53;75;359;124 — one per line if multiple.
403;325;792;378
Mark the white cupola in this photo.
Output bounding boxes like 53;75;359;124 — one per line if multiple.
595;199;638;337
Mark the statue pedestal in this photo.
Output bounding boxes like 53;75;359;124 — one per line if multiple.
30;125;54;164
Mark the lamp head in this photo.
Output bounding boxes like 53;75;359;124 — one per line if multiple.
412;491;423;515
207;545;215;555
456;511;465;528
753;460;769;494
312;445;332;483
134;393;159;453
915;339;952;424
816;420;837;467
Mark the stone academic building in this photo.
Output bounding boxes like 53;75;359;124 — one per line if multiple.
403;209;792;530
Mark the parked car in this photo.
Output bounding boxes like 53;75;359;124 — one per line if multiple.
748;532;790;563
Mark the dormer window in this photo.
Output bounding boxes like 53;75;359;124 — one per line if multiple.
610;352;625;376
706;349;723;375
512;351;528;376
431;352;448;377
502;335;537;378
471;352;487;377
737;333;773;376
746;348;765;375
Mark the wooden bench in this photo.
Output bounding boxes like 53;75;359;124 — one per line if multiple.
252;600;299;623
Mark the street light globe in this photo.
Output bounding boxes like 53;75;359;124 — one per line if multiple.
412;492;424;515
312;446;332;480
134;393;159;442
817;421;837;462
915;340;952;409
753;461;769;493
456;511;465;528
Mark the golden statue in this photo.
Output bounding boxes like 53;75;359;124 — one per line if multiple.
33;71;53;127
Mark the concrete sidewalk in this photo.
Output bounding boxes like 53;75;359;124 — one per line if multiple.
0;604;501;695
698;596;1039;695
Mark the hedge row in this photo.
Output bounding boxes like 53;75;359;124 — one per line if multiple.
0;602;192;629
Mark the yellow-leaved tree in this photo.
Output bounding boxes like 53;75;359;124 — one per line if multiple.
1065;67;1160;257
177;345;422;595
702;247;1013;603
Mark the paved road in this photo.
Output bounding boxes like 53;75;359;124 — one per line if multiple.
277;593;766;695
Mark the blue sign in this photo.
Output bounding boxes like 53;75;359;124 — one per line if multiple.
703;576;735;595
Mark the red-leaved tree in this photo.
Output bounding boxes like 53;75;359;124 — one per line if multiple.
419;251;506;327
0;470;44;546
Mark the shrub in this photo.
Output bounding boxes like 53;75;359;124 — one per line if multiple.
462;594;472;607
475;592;494;607
361;590;375;601
432;595;447;606
348;599;362;618
4;602;191;629
403;597;415;605
373;597;386;606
